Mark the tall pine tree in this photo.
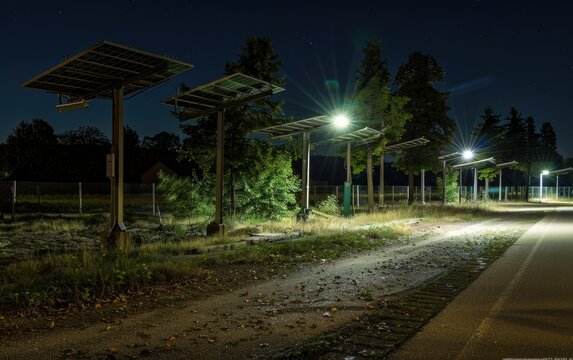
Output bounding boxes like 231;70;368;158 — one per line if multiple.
393;52;456;204
352;41;411;210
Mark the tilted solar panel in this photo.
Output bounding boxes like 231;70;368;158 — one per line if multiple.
23;41;193;100
162;73;285;119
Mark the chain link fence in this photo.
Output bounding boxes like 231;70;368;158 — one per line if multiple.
0;181;169;219
1;182;572;219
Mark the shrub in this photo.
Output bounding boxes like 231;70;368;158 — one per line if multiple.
316;194;341;216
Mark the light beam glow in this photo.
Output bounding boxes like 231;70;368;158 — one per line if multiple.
333;114;350;128
462;149;474;160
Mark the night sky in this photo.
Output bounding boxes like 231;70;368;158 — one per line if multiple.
2;0;572;157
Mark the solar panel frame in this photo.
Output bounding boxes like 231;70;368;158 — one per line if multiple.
452;157;496;170
314;127;383;146
496;160;519;169
162;73;285;119
22;41;194;100
256;116;334;139
549;167;573;175
385;137;430;152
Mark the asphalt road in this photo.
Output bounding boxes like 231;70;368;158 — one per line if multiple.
392;205;573;359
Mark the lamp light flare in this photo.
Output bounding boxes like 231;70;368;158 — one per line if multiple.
333;114;350;128
462;149;474;160
542;170;549;175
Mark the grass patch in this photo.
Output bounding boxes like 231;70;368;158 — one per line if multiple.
0;202;515;312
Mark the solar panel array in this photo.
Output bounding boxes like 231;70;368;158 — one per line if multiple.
162;73;285;119
23;41;193;100
256;115;333;139
385;137;430;152
315;127;383;146
452;157;496;169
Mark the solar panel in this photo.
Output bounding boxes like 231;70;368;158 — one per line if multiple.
256;115;335;139
438;152;462;161
549;167;573;175
385;137;430;152
496;161;519;169
314;127;383;146
162;73;285;119
452;157;495;170
23;41;193;100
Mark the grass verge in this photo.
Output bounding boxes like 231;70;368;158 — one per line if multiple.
0;202;503;313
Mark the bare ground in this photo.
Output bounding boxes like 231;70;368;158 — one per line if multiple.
0;215;537;359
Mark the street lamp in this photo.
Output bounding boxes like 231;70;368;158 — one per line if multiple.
540;170;549;201
460;150;475;202
333;114;350;128
462;149;474;160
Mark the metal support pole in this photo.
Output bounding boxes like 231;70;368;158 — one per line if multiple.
498;169;503;201
539;173;543;201
346;143;351;184
152;182;156;216
110;86;126;237
442;160;446;204
421;169;426;204
459;169;462;203
473;168;478;201
303;131;310;211
11;180;16;221
343;143;351;217
79;182;82;215
556;175;559;200
379;153;385;207
208;110;226;235
367;147;374;211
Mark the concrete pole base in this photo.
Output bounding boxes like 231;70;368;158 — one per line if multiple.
207;222;226;236
102;230;132;250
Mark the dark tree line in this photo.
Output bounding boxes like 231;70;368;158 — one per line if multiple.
0;119;184;183
472;106;565;200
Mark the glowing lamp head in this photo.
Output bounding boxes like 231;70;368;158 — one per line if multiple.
333;114;350;128
542;170;549;175
462;150;474;160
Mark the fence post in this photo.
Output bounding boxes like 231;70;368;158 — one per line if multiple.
11;180;16;221
429;187;432;203
335;186;339;202
356;185;360;207
314;185;317;206
392;186;395;204
79;182;83;215
36;185;41;212
152;182;156;216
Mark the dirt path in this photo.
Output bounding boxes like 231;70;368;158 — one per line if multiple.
0;217;533;359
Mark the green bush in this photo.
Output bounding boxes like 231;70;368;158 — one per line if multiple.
437;170;459;203
316;194;341;216
233;148;300;221
157;171;214;218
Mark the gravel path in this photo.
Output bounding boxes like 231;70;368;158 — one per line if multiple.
0;217;533;359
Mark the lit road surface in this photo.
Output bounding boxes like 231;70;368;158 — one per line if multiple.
392;205;573;359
